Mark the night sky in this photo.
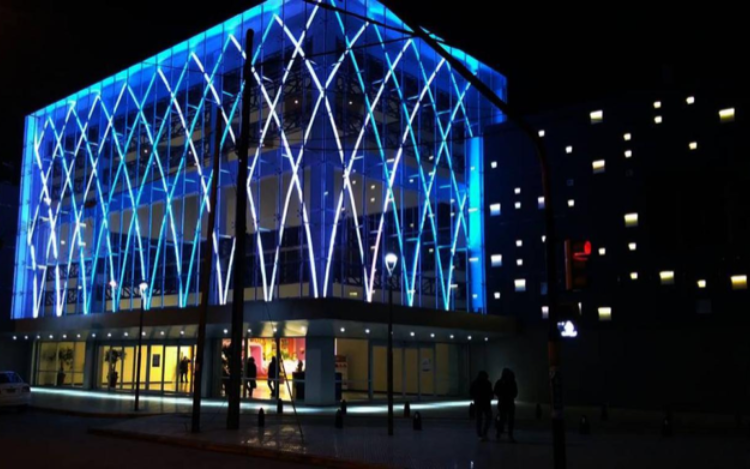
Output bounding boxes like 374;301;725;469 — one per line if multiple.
1;1;744;171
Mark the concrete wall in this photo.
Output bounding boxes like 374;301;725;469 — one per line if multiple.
0;340;33;380
487;325;750;413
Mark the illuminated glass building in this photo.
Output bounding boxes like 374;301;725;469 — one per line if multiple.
8;0;511;403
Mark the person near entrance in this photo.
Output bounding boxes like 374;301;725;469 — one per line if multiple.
245;357;257;397
494;368;518;442
267;356;278;398
470;371;494;441
179;355;190;386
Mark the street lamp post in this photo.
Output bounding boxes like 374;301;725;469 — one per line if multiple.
385;253;398;436
134;281;148;412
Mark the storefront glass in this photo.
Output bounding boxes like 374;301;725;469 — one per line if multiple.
221;337;306;401
98;343;194;394
36;341;85;387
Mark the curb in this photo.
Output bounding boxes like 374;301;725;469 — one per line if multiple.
89;427;392;469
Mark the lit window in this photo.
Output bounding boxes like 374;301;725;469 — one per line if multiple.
566;146;573;154
624;150;633;159
538;197;546;209
568;200;576;208
660;271;675;285
689;142;698;151
515;202;522;210
538;130;546;138
697;280;707;289
731;275;748;291
630;272;639;281
624;133;632;141
719;108;735;122
654;116;663;124
491;255;503;267
653;101;662;109
516;240;523;248
494;292;501;300
592;160;606;174
517;259;524;267
491;161;498;169
515;188;522;195
598;307;613;321
625;213;639;228
628;243;638;252
490;204;501;216
349;291;359;298
686;96;695;105
590;110;604;124
542;306;549;319
515;279;527;292
599;248;607;256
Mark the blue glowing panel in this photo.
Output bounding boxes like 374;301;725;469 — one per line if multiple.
12;0;505;320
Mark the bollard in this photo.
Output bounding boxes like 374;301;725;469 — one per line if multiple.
469;402;476;419
601;404;609;422
579;416;591;435
404;401;411;418
277;398;284;415
662;416;673;437
258;408;265;427
536;403;543;420
340;399;347;416
413;411;422;431
335;409;344;429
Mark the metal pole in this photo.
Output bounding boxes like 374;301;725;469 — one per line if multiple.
388;19;564;468
134;292;145;412
228;28;255;431
192;109;224;433
387;279;394;436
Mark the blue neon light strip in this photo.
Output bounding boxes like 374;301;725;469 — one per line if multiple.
13;0;504;319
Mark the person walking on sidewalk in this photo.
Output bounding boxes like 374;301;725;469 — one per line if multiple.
470;371;494;441
267;356;278;398
245;357;257;398
494;368;518;442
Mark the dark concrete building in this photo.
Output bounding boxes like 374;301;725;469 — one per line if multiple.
481;89;750;412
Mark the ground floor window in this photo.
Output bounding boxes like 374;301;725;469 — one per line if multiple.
36;341;85;387
221;337;306;401
98;343;195;394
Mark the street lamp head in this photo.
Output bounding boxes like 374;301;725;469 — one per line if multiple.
109;280;117;288
139;281;149;294
385;253;399;276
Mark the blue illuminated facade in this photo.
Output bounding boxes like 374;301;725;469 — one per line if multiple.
12;0;505;321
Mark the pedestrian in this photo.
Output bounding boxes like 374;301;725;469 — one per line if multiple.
494;368;518;442
470;371;494;441
267;356;278;398
179;355;190;385
245;357;258;397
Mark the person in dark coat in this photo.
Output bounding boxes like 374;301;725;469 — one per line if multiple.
267;357;278;398
245;357;258;397
179;356;190;385
470;371;494;441
494;368;518;442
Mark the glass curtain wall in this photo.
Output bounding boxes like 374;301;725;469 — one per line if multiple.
13;0;503;321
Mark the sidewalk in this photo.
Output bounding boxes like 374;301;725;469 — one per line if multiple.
91;413;750;469
31;387;748;434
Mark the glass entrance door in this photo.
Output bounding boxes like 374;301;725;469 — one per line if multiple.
163;345;194;394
